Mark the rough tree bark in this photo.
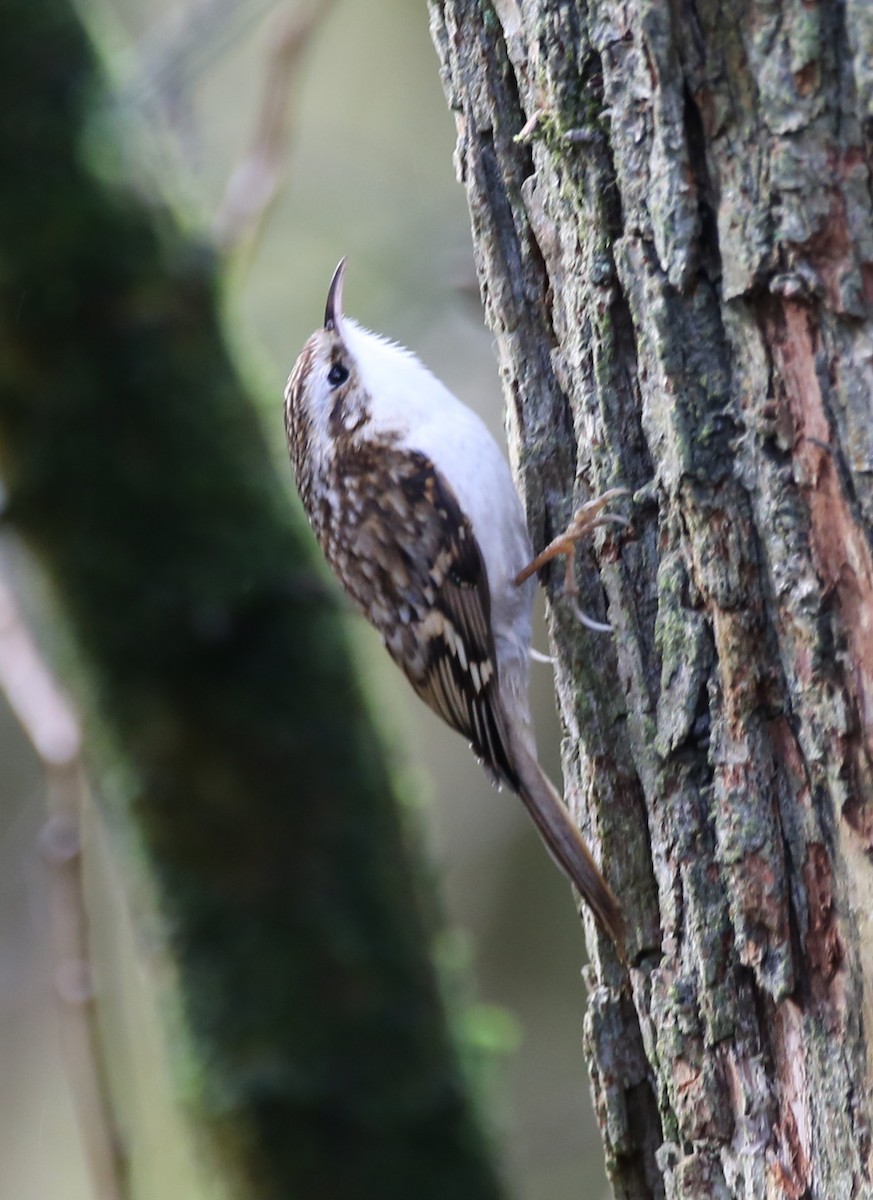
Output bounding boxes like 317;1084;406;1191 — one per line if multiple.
430;1;873;1197
0;2;504;1198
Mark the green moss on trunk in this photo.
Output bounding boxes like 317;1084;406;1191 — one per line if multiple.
0;2;502;1197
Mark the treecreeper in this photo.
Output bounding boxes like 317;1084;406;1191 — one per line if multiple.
284;258;627;948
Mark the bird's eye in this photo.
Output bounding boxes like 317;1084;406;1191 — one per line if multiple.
327;362;349;388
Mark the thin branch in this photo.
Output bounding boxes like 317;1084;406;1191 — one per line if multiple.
213;0;338;254
0;576;79;766
0;571;128;1200
120;0;282;112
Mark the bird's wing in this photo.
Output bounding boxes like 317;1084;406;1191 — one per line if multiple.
339;444;518;789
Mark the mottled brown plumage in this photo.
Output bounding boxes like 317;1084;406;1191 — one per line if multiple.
284;260;626;948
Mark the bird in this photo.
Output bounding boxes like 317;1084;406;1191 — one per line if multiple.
284;258;625;948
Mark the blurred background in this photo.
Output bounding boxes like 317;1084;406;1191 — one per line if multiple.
0;1;607;1196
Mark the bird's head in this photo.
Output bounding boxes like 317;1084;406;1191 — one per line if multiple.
284;258;449;499
284;257;365;458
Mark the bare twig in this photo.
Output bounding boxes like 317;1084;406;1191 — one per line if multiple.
213;0;338;254
0;572;128;1199
121;0;282;111
0;578;79;766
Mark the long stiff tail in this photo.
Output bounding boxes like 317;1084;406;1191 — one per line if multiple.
508;733;625;950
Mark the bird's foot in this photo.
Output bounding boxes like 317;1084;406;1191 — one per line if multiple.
513;488;630;632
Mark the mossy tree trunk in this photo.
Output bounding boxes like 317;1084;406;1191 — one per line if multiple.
0;2;505;1198
430;1;873;1196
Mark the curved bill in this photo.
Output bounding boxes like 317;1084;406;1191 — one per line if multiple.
324;257;347;331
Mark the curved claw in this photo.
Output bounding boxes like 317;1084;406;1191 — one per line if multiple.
529;647;555;665
513;487;631;635
568;599;613;634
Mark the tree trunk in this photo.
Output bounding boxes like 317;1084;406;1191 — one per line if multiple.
0;2;504;1197
429;1;873;1196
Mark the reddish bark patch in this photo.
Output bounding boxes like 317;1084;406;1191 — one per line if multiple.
793;62;819;98
767;301;873;836
842;788;873;849
738;852;785;939
768;1000;813;1199
790;172;873;311
862;263;873;307
767;715;812;812
770;1154;810;1200
802;842;845;1003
